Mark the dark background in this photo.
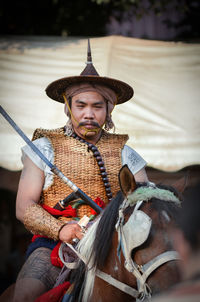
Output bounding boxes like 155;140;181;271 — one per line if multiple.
0;0;200;40
0;0;200;296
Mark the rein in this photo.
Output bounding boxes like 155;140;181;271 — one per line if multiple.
60;199;180;301
95;199;180;301
96;251;180;301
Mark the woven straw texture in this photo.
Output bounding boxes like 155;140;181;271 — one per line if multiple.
45;75;134;104
32;128;128;219
24;203;65;240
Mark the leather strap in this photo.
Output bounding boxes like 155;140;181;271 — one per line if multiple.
96;269;140;299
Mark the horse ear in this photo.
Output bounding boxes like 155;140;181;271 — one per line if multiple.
172;173;189;194
119;165;137;197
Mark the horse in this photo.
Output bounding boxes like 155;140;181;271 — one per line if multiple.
60;165;182;302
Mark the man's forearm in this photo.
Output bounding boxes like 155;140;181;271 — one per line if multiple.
23;203;66;241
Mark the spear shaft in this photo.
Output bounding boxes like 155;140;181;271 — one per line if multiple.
0;105;102;214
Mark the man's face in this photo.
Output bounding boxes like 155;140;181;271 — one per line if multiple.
71;91;107;143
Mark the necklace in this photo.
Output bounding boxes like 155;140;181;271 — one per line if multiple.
71;132;113;202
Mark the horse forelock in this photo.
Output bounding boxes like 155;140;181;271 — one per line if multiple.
127;184;181;209
116;183;181;273
80;184;180;266
91;184;180;271
73;183;181;301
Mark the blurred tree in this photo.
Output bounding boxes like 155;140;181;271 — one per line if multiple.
92;0;200;40
0;0;111;36
0;0;199;39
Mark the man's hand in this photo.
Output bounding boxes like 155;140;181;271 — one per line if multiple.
59;222;84;243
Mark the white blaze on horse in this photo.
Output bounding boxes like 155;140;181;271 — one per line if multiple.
60;165;182;302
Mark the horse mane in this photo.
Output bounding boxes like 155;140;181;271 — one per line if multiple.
69;182;181;301
146;183;181;222
69;190;124;301
93;183;181;269
92;190;124;269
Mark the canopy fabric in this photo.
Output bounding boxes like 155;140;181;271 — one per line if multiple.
0;36;199;172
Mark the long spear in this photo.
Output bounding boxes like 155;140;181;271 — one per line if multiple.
0;105;102;214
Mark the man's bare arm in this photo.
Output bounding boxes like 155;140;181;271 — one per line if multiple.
16;156;83;242
16;156;45;222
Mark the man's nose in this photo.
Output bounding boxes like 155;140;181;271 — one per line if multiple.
84;107;95;119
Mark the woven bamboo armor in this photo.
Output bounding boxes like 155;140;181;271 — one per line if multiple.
32;128;128;219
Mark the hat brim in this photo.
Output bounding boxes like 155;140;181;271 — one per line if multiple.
45;75;134;104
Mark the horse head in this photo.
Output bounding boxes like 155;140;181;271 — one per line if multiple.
68;165;182;302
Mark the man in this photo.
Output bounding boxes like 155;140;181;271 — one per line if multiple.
13;40;148;302
152;183;200;302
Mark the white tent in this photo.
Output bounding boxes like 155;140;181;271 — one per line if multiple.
0;36;200;172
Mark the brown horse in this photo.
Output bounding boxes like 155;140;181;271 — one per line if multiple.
64;165;182;302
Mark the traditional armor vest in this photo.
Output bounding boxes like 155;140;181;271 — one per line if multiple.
32;128;128;219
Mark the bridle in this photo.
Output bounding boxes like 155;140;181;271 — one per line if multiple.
59;199;180;301
96;199;180;301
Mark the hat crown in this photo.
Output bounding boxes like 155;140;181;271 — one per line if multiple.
80;39;99;76
46;39;134;104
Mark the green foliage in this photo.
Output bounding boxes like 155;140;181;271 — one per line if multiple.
0;0;199;39
0;0;111;36
91;0;189;15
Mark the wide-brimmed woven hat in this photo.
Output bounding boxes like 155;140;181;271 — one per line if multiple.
46;40;134;104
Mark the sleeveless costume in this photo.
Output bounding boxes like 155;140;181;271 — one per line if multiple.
18;40;146;302
32;127;128;220
25;127;128;266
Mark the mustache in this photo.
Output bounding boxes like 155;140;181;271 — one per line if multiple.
78;121;100;128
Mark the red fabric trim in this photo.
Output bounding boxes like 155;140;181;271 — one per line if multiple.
31;203;77;268
32;198;104;270
91;197;106;215
31;234;48;242
31;235;63;268
42;204;77;217
35;281;70;302
51;241;63;268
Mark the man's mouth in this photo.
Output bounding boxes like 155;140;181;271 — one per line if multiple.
79;122;100;129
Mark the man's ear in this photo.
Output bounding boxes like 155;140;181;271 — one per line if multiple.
119;165;137;197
